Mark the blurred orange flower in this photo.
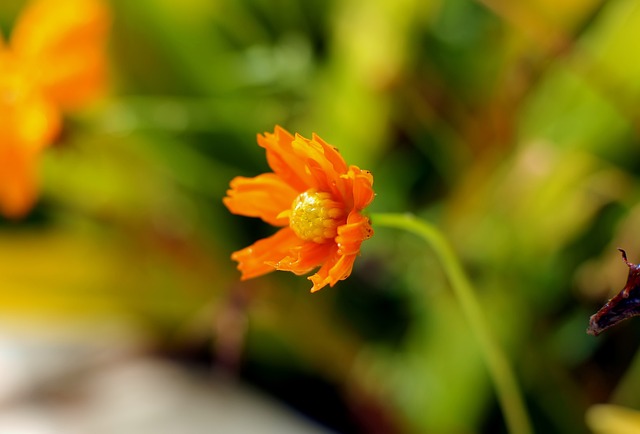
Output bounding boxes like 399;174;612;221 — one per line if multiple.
0;0;110;218
224;126;375;292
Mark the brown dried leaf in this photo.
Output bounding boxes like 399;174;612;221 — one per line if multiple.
587;249;640;336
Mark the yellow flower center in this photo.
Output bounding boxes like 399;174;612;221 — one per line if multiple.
289;190;344;243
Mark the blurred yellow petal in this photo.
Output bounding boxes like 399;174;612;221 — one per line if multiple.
586;404;640;434
0;52;61;150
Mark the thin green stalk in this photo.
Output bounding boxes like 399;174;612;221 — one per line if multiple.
371;212;532;434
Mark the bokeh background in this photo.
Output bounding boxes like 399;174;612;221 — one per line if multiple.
2;0;640;432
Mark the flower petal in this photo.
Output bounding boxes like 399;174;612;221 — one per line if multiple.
259;126;310;191
311;133;347;175
350;166;375;210
336;212;373;256
224;173;298;226
231;228;301;280
307;159;347;205
10;0;110;110
308;252;357;293
0;147;39;218
268;241;334;275
0;53;61;151
291;133;344;186
307;212;371;291
258;126;350;194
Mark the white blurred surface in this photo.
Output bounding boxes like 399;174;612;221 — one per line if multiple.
0;329;333;434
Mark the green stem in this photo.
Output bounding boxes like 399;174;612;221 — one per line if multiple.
371;212;532;434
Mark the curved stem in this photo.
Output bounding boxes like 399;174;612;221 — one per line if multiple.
371;212;532;434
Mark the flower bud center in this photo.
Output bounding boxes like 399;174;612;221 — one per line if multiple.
289;190;344;243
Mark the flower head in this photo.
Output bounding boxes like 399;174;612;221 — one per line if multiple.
224;126;375;292
0;0;110;218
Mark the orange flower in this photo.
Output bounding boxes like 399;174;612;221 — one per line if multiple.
0;0;110;218
224;126;375;292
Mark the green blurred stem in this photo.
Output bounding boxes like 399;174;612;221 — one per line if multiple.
371;212;532;434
